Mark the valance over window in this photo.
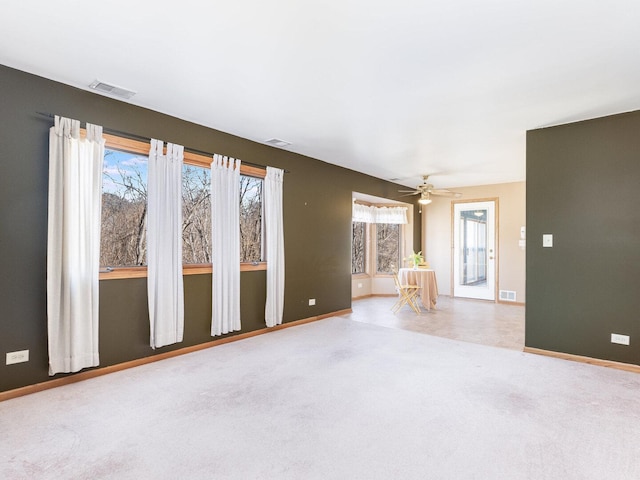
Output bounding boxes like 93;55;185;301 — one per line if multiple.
352;202;407;224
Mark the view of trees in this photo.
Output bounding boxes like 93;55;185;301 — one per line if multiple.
350;221;401;275
376;223;400;274
182;165;212;264
101;150;148;266
239;176;262;263
352;222;366;274
100;149;263;268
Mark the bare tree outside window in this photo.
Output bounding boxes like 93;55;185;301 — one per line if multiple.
182;165;211;264
101;150;148;267
376;223;400;274
101;148;265;268
240;176;263;263
352;221;366;274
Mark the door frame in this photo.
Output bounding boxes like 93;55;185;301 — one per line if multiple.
450;198;499;301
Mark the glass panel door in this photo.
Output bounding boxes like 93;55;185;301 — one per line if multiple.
453;201;496;300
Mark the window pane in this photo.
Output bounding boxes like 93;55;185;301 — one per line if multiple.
101;149;148;267
352;222;366;274
183;165;211;264
101;142;266;269
240;175;263;262
376;223;400;274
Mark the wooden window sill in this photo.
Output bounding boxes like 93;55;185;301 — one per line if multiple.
99;262;267;280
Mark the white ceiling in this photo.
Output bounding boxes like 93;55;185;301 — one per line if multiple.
2;1;640;189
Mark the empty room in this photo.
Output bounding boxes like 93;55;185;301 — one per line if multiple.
1;2;639;479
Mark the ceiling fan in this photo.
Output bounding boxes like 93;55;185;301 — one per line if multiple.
398;175;462;205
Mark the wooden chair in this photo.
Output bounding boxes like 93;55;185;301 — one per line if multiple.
392;271;422;314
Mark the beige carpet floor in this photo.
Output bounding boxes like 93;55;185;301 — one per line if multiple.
1;316;639;479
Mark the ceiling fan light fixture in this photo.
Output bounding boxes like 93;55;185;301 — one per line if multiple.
418;193;432;205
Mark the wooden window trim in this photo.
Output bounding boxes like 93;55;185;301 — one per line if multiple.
102;132;266;178
100;262;267;280
98;132;266;281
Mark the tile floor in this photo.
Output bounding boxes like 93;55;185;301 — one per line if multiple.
343;295;525;351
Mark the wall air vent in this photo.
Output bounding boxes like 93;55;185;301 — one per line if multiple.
499;290;517;302
89;80;136;99
265;138;292;148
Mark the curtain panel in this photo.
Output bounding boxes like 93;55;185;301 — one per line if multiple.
211;154;241;336
47;116;104;375
147;139;185;349
264;167;285;327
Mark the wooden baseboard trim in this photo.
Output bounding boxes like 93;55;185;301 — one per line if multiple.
352;294;398;300
497;300;525;306
523;347;640;374
352;294;373;300
0;308;352;403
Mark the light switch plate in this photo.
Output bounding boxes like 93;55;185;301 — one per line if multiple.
542;234;553;247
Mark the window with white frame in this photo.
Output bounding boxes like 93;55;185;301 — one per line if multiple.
375;223;400;274
351;200;408;276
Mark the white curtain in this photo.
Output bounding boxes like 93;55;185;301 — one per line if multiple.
147;140;185;349
211;154;241;336
264;167;285;327
47;116;104;375
352;202;407;224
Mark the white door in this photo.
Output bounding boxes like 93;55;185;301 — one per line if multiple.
453;200;496;300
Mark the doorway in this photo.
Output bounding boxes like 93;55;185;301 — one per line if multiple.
453;200;497;300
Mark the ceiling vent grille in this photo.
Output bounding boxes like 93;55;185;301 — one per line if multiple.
265;138;292;148
89;80;136;99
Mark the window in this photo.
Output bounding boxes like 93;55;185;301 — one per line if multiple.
239;175;263;263
376;223;400;274
351;221;366;274
99;133;266;278
101;149;148;267
351;201;409;277
182;164;212;264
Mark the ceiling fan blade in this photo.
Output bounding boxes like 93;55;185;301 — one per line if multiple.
431;189;456;196
398;192;419;197
398;189;420;193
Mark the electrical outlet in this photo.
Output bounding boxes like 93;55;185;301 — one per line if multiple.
611;333;630;345
308;298;316;306
6;350;29;365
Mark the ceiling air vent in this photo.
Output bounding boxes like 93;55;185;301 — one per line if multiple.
89;80;136;99
265;138;292;148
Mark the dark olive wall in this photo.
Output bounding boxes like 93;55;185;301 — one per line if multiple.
0;64;420;393
526;111;640;366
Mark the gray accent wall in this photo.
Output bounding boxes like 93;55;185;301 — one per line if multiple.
0;64;420;393
526;111;640;366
